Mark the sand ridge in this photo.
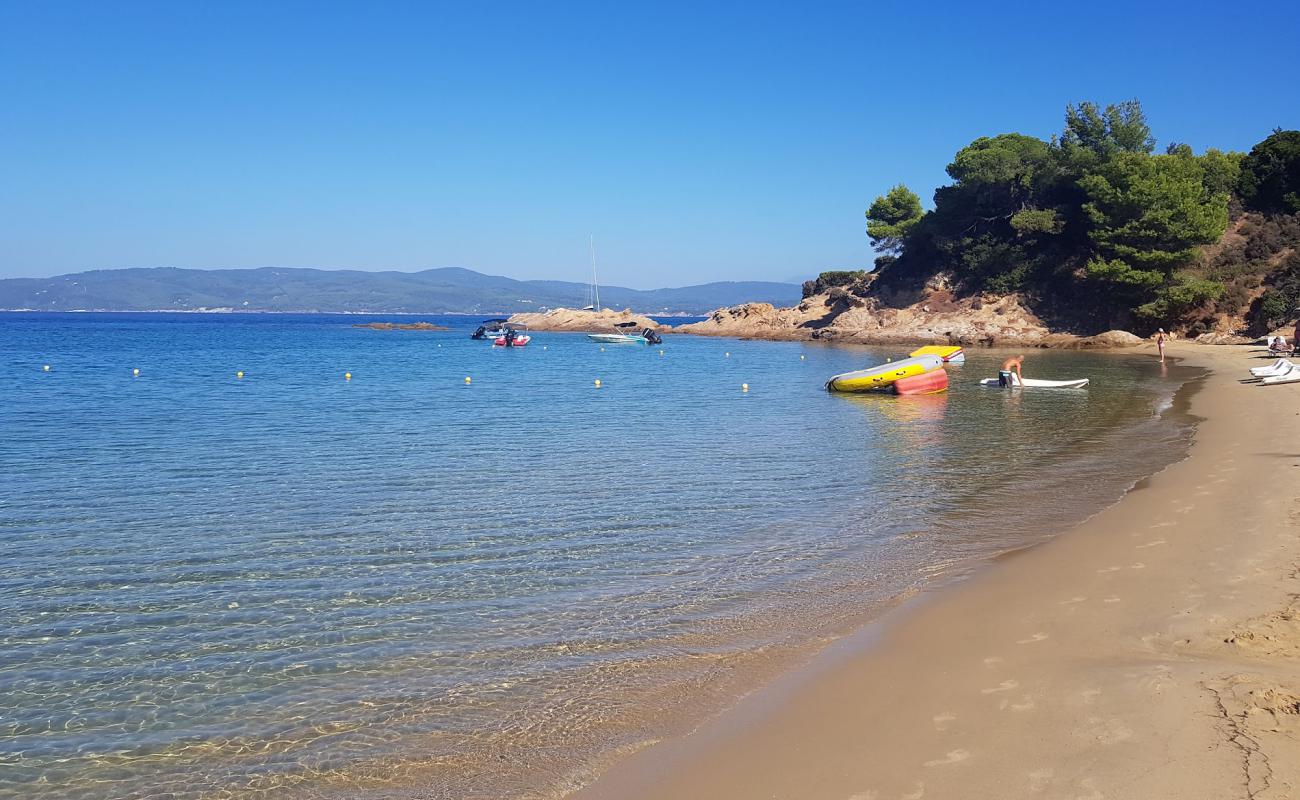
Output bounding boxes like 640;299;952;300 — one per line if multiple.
569;343;1300;800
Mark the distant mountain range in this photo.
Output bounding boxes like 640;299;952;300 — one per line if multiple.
0;267;802;315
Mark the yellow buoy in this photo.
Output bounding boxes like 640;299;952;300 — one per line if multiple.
43;365;51;372
594;379;601;388
344;372;352;380
236;371;244;379
132;368;140;377
742;383;749;392
464;376;472;384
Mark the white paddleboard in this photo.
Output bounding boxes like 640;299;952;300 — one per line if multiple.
980;376;1089;389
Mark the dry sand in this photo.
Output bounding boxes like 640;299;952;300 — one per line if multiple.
571;343;1300;800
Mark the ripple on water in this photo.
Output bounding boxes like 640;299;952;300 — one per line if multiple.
0;313;1198;799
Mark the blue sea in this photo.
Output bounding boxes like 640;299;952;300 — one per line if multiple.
0;313;1198;799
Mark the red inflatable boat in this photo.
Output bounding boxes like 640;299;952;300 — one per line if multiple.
892;368;948;395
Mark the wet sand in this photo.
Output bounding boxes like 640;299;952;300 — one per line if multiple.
572;343;1300;800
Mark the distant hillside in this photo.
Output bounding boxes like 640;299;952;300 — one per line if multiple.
0;267;802;314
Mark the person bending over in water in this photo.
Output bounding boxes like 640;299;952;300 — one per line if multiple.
999;355;1025;387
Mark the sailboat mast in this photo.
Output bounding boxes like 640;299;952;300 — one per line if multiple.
589;235;601;311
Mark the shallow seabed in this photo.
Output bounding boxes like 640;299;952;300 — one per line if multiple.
0;313;1198;799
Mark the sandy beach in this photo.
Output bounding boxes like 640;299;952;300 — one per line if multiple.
573;343;1299;800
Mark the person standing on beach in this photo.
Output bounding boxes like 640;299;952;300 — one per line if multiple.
999;355;1025;387
1293;318;1300;354
1156;328;1166;363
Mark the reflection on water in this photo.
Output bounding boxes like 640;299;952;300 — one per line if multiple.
0;314;1198;799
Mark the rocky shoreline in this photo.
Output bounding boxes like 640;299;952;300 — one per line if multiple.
508;287;1149;349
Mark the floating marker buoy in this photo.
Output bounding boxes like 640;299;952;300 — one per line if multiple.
800;355;805;360
742;383;749;392
725;352;730;357
543;346;548;350
464;376;471;384
594;379;601;388
600;347;605;352
344;372;352;381
43;365;51;372
659;350;664;356
236;371;244;379
132;368;140;377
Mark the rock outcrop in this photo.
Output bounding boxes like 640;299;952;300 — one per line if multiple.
678;283;1065;346
506;308;669;333
352;321;449;331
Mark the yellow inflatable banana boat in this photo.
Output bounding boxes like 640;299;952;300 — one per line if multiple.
909;345;965;364
825;354;943;392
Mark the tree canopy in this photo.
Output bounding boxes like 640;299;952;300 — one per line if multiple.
865;184;923;255
1238;129;1300;214
865;99;1258;330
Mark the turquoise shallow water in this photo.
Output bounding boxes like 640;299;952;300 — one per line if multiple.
0;313;1196;799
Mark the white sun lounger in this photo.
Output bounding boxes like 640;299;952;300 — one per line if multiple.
1251;359;1294;378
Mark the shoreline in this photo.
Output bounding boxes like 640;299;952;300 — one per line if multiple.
569;342;1300;800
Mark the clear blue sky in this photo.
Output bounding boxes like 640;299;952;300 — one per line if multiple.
2;0;1298;288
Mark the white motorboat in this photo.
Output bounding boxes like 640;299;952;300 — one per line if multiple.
471;319;510;340
587;322;663;345
979;374;1089;389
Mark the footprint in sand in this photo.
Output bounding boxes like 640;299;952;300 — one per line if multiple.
1000;695;1036;712
1080;688;1102;703
847;792;878;800
1136;539;1166;549
981;679;1019;694
1103;596;1121;604
932;712;956;731
923;749;971;767
1087;716;1133;744
901;782;926;800
983;656;1004;667
1060;596;1087;605
1017;632;1049;644
1149;521;1175;528
1028;768;1054;792
1097;565;1122;574
1130;562;1146;570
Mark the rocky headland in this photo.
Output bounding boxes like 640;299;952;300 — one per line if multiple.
510;273;1149;349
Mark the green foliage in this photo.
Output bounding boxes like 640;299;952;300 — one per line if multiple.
1135;275;1224;322
1010;208;1063;235
1238;130;1300;214
816;270;867;287
1080;152;1230;276
865;185;923;254
1199;148;1244;199
1058;100;1155;171
861;99;1273;332
1084;258;1164;293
